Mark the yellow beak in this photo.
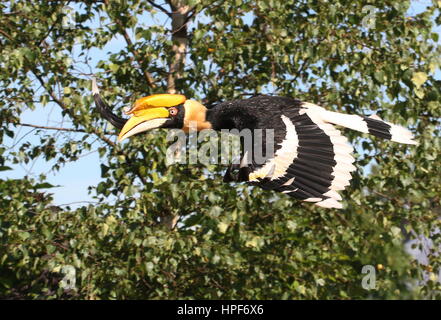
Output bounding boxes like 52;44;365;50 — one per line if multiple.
118;107;170;142
118;93;187;142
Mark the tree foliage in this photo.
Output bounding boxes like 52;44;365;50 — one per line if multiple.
0;0;440;299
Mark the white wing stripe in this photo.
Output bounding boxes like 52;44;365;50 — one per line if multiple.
301;102;369;133
249;115;298;181
302;103;357;208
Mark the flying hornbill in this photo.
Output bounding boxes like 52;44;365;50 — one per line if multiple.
92;79;416;209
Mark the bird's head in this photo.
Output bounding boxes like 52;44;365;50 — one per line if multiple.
118;94;212;142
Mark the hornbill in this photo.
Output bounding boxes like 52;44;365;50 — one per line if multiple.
92;79;416;209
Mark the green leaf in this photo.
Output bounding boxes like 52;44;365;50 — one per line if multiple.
411;72;428;89
217;222;229;233
34;182;56;189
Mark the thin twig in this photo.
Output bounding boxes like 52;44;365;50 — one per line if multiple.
166;0;191;93
104;0;157;88
31;70;117;147
15;122;116;135
0;28;13;40
290;57;311;88
17;122;87;132
146;0;172;17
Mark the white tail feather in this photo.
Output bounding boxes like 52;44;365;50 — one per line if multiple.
302;102;417;145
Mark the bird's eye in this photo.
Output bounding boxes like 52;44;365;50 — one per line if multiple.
169;107;179;117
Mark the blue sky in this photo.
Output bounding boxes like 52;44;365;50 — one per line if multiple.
1;0;438;207
1;5;169;206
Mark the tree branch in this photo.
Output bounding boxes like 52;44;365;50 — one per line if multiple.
16;122;87;132
166;0;191;94
0;28;13;41
27;71;149;187
104;0;157;88
15;122;116;135
31;70;117;148
290;57;311;89
146;0;172;17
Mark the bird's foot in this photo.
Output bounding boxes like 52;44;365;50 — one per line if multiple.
223;164;250;182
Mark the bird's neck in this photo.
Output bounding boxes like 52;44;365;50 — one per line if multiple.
205;108;220;130
206;105;256;131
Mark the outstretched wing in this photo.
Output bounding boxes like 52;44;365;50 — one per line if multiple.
247;104;356;209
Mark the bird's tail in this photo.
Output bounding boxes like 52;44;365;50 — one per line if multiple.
302;103;417;145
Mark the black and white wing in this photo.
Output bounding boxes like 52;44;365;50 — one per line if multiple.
247;104;356;209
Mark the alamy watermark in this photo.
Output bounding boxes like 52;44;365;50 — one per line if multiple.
59;265;76;290
165;122;276;167
361;265;376;290
361;5;377;29
61;6;76;29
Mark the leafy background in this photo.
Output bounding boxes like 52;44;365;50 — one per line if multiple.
0;0;440;299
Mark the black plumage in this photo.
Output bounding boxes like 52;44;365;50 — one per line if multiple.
363;116;392;140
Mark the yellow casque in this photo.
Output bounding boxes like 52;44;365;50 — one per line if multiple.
125;94;186;115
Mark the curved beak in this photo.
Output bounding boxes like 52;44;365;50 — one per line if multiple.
118;93;186;142
118;107;169;142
